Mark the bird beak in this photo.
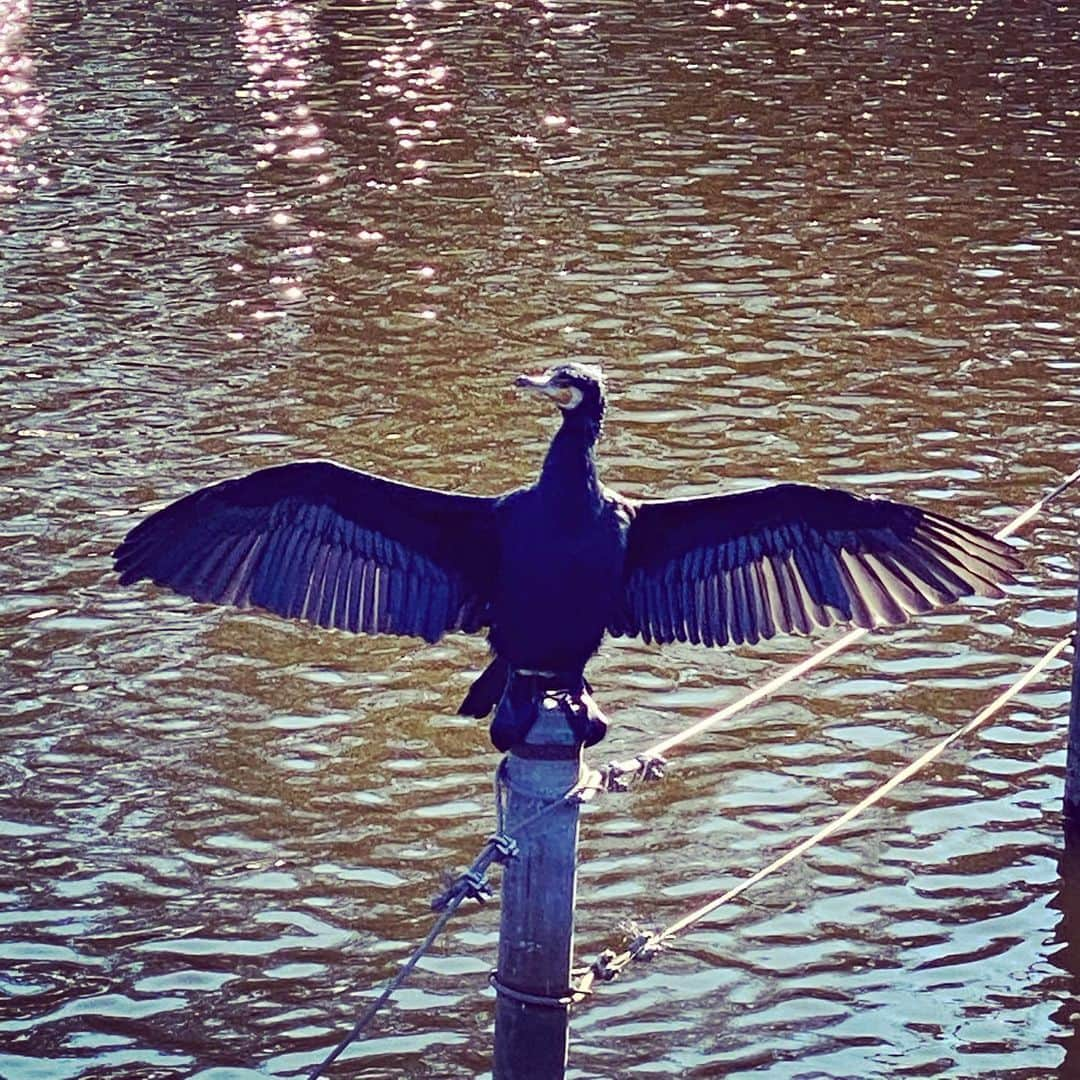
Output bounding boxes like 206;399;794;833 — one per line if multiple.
515;372;550;393
515;372;574;407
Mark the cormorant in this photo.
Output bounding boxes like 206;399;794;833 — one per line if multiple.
114;364;1020;749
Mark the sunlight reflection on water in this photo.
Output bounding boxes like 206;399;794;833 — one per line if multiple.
2;0;1079;1077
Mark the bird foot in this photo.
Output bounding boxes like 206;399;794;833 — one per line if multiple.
559;690;608;747
488;686;608;751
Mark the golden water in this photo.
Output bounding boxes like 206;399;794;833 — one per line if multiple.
2;1;1078;1076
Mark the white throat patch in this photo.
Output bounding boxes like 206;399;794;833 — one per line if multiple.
557;386;584;410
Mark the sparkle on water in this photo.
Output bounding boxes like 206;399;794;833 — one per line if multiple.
2;1;1079;1077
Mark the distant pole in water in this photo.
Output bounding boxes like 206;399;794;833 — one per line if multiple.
1065;555;1080;832
493;696;585;1080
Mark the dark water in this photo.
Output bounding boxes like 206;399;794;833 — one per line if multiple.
2;1;1079;1076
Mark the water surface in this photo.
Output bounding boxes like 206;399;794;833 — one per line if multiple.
2;1;1078;1077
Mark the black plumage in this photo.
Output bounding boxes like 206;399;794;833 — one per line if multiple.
115;364;1020;749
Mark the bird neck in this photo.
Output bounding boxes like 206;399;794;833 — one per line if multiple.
540;411;602;500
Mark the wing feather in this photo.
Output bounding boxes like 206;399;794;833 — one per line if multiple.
611;483;1019;645
114;460;498;642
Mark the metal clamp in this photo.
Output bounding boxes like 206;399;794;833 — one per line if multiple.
487;832;519;861
599;753;668;792
431;868;493;911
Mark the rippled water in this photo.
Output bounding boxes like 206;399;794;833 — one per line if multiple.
2;1;1078;1077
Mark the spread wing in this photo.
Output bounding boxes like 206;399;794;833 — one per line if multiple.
114;460;498;642
610;483;1020;646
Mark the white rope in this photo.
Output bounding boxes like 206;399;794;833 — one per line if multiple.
580;630;1072;990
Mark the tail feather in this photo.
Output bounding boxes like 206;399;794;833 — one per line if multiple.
458;656;509;718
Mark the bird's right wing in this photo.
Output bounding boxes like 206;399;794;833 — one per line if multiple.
609;483;1020;646
114;460;499;642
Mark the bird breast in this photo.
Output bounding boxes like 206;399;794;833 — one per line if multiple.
489;491;630;670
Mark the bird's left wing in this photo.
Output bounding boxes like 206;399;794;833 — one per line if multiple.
114;460;498;642
609;483;1020;646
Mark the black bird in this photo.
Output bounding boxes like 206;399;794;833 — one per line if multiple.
115;364;1020;749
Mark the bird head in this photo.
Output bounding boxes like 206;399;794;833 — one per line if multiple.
514;363;606;422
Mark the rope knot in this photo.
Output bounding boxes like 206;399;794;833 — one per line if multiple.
487;832;519;862
459;869;493;905
590;948;621;983
602;764;631;793
599;753;667;792
431;868;493;911
637;754;666;782
627;931;663;962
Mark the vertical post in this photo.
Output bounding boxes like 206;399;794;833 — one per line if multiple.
493;696;584;1080
1065;559;1080;831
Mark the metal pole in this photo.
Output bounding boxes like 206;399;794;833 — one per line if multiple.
1064;552;1080;830
493;696;584;1080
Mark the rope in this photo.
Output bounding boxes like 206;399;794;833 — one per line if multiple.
488;971;586;1008
308;831;517;1077
307;756;601;1077
997;464;1080;540
601;464;1080;786
307;898;463;1079
576;630;1073;993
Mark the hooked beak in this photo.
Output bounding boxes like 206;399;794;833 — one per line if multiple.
515;371;575;407
514;372;549;392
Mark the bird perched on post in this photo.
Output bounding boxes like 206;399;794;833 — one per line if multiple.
115;364;1020;750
